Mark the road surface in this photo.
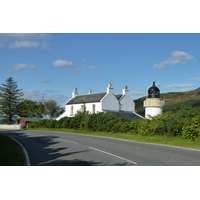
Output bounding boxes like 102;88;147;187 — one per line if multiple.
1;129;200;166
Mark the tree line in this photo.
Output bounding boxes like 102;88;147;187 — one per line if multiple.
0;77;64;122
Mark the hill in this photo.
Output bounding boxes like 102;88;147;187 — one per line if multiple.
134;87;200;117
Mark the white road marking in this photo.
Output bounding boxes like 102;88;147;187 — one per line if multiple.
58;138;78;145
10;137;31;166
89;146;137;165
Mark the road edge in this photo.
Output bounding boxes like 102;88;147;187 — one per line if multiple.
10;137;31;166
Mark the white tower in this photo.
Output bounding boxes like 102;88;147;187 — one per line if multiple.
143;82;164;119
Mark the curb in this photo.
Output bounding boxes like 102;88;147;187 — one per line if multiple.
10;137;31;166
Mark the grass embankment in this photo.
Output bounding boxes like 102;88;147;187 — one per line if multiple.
0;134;25;166
29;128;200;150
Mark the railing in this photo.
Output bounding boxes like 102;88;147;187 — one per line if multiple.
147;94;160;98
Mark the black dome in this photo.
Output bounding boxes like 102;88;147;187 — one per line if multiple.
148;82;160;98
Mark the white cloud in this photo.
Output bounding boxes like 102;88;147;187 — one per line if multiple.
131;89;145;96
172;51;193;61
163;83;195;89
53;59;75;68
23;90;69;105
23;90;45;101
44;89;57;93
53;58;102;72
153;51;193;69
0;33;50;49
87;66;99;70
189;77;200;80
12;63;37;71
10;41;39;48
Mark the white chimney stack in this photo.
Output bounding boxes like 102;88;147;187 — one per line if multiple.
123;86;129;95
107;82;114;94
72;88;78;98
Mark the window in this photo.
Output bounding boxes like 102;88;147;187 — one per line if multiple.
92;104;95;113
81;105;85;112
71;106;74;114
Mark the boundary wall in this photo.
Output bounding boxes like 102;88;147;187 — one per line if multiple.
0;124;22;130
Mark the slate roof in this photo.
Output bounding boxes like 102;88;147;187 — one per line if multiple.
19;118;40;122
104;110;145;121
66;93;123;105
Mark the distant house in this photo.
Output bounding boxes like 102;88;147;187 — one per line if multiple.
18;118;40;128
57;83;144;121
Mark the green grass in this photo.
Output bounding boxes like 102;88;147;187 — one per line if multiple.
0;134;25;166
28;128;200;150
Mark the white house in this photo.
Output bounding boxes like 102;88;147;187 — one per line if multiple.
57;83;144;121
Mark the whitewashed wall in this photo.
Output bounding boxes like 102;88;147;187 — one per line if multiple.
120;95;135;112
101;93;119;111
0;124;22;130
57;102;102;120
85;102;102;114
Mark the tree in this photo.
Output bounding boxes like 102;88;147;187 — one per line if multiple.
16;99;42;118
39;100;64;119
0;77;24;122
38;101;45;117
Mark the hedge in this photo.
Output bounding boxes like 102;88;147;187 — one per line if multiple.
29;107;200;140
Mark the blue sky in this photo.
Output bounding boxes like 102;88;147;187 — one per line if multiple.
0;33;200;106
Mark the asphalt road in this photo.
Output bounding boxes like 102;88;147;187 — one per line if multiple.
1;129;200;166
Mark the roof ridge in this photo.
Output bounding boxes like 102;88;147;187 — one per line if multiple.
74;92;106;97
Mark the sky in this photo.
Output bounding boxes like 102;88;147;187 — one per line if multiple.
0;33;200;106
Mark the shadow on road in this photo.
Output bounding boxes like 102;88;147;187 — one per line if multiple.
0;130;130;166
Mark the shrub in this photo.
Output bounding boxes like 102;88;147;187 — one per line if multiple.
72;112;89;129
118;121;132;133
135;119;151;135
80;112;129;132
182;116;200;140
60;117;71;129
45;119;58;128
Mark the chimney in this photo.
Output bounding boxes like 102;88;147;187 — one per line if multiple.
88;90;92;94
72;88;78;98
107;82;114;94
123;86;129;95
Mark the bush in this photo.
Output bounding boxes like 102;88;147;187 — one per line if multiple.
118;121;132;133
182;116;200;140
130;119;150;135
